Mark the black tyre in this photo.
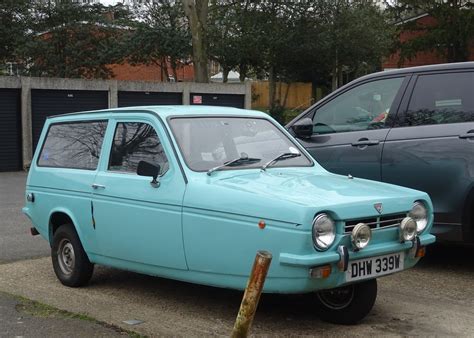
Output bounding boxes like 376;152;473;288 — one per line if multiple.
314;279;377;325
51;224;94;287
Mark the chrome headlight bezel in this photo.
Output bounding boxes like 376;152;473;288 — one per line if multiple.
409;201;428;234
399;217;417;242
312;213;336;251
351;223;372;250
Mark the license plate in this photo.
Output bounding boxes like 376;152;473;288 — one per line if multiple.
345;252;404;282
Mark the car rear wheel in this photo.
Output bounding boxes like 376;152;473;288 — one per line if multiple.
51;224;94;287
314;279;377;325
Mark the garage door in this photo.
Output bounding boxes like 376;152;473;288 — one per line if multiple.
31;90;108;150
0;89;22;171
118;91;182;107
190;93;245;108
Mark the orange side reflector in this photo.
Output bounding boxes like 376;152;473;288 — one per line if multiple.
415;246;426;258
258;220;266;229
309;265;332;279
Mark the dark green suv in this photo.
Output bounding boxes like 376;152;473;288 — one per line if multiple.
287;62;474;243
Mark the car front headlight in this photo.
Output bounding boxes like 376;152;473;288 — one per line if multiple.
351;223;372;250
312;213;336;251
399;217;417;242
409;201;428;233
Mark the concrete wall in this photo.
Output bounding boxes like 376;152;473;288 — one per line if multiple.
0;76;252;169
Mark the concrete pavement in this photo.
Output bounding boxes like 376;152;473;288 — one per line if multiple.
0;248;473;337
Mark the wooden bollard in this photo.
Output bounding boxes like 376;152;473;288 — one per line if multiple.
231;250;272;338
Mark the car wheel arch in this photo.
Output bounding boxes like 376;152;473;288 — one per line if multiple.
48;209;84;246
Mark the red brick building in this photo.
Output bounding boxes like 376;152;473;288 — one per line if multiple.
383;13;474;69
38;25;196;82
108;60;195;82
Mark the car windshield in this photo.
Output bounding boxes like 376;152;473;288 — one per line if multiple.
169;117;312;172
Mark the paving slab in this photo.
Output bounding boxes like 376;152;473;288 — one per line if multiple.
0;255;472;336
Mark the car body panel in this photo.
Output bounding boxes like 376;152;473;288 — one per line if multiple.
90;115;188;269
23;105;435;293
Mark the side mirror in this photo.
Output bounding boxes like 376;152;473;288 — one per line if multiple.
291;118;313;139
137;161;161;188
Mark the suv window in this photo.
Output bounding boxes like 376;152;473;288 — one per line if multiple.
38;120;108;170
313;77;404;134
405;72;474;126
108;122;169;174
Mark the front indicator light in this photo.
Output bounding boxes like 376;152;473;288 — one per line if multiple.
416;246;426;258
400;217;417;242
309;265;332;279
351;223;371;250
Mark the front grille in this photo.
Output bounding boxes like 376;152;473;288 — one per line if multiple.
344;213;407;233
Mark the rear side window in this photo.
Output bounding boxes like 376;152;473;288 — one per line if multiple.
405;72;474;126
38;121;108;170
108;122;169;174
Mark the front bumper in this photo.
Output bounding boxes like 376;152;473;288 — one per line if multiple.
274;233;435;293
279;233;435;267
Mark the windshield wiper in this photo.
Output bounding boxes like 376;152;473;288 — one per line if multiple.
207;154;261;176
261;152;301;171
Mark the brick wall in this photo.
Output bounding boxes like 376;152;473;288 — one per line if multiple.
383;15;474;69
109;61;195;82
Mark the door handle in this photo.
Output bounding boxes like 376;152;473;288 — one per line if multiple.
91;183;106;190
459;132;474;139
351;139;380;147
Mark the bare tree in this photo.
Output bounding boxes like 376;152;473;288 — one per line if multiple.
182;0;209;83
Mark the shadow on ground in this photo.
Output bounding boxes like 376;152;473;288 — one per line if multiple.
417;242;474;271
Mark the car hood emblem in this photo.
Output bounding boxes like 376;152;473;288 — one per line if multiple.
374;203;383;214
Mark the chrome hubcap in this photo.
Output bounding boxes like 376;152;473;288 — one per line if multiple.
57;239;75;275
317;285;355;310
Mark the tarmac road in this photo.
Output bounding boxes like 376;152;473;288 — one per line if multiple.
0;171;473;336
0;172;49;263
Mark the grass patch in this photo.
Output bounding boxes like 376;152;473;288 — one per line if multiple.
3;292;146;338
15;295;96;321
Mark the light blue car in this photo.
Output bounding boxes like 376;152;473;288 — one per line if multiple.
23;106;435;324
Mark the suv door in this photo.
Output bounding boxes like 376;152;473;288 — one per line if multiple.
91;117;188;269
382;71;474;241
294;76;408;180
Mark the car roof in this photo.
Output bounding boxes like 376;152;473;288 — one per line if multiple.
357;61;474;82
48;105;269;120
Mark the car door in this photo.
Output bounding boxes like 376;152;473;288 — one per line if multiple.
382;71;474;240
294;76;409;180
91;116;188;269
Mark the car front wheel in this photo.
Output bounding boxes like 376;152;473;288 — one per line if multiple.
51;224;94;287
314;279;377;325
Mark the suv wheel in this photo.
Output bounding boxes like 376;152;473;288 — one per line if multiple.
51;224;94;287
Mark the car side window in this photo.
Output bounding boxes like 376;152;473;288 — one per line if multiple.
38;120;108;170
404;72;474;126
108;122;169;175
312;77;405;134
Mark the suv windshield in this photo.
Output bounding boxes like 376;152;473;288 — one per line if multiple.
169;117;312;172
